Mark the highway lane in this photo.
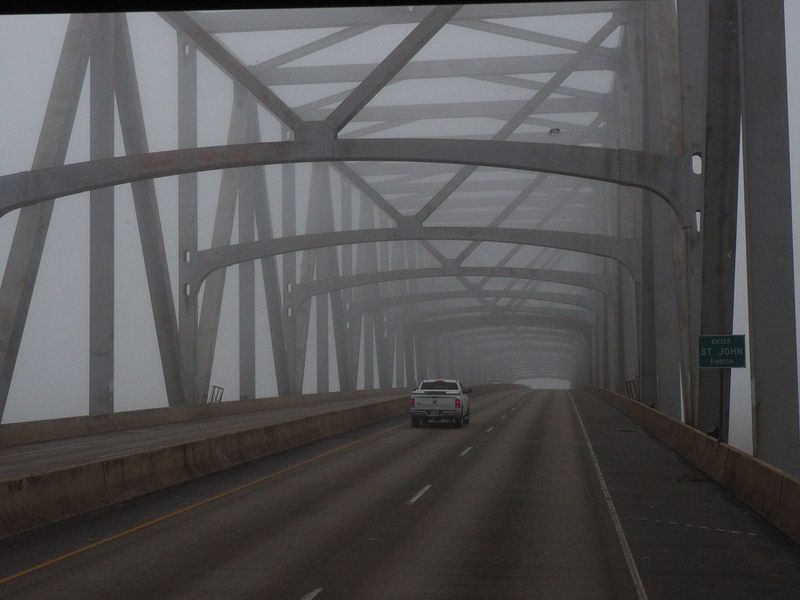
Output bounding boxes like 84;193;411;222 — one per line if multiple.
0;394;402;480
0;388;643;599
4;388;799;599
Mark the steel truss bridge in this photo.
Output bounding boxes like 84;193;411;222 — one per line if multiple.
0;1;798;476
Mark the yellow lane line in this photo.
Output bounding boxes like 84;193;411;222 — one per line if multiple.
0;423;404;586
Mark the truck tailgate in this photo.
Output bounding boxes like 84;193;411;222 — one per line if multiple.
412;392;459;411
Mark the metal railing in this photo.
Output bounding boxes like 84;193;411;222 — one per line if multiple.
208;385;224;404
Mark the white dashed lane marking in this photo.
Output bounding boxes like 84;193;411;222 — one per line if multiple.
637;517;758;537
405;484;432;506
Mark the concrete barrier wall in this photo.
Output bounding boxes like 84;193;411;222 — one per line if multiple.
0;388;409;448
585;385;800;546
0;396;407;540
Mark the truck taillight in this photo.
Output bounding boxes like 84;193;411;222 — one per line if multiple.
409;397;415;408
455;398;461;409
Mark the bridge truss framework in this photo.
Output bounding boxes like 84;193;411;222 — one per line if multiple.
0;1;797;474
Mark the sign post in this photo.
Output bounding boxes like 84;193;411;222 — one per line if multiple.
698;335;746;369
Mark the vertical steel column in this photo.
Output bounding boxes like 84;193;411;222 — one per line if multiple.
363;314;375;389
244;98;290;396
394;327;406;387
602;183;621;392
346;310;362;390
328;262;353;390
290;165;323;394
341;178;353;304
739;0;800;474
678;0;710;428
0;15;97;420
314;166;352;390
621;8;650;404
615;20;643;396
418;336;430;381
316;291;329;392
340;177;360;388
653;0;701;424
375;214;393;388
697;0;739;439
405;333;416;386
177;32;198;403
114;14;185;406
281;126;297;393
194;88;247;402
376;313;393;389
405;242;418;386
639;183;657;405
644;1;684;420
238;154;256;401
390;235;406;387
89;15;115;415
354;192;378;389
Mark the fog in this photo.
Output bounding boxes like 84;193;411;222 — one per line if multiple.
0;4;798;459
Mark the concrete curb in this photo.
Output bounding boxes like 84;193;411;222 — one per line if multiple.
585;385;800;546
0;396;406;540
0;388;409;448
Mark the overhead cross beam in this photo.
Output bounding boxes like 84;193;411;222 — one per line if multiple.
0;138;697;227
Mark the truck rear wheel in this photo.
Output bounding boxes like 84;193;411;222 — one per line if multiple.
411;415;420;428
455;415;463;428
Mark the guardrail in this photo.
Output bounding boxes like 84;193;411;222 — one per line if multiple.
0;388;410;448
0;393;408;540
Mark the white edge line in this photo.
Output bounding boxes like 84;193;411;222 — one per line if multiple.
459;446;472;456
567;391;649;600
486;426;494;432
299;588;323;600
405;484;432;505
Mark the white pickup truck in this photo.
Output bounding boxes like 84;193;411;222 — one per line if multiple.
410;379;471;428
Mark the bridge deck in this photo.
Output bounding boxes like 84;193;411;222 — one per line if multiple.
0;388;798;599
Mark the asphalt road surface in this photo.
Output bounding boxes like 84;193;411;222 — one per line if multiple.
1;388;799;599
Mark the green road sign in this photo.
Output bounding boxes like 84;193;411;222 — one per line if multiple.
698;335;746;368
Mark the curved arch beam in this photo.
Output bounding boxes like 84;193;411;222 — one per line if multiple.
416;327;585;381
0;137;697;227
394;306;595;335
457;342;579;374
429;331;580;355
345;289;599;321
417;318;588;359
417;330;582;370
186;226;639;291
286;265;612;308
433;343;580;378
404;312;592;350
400;309;593;346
